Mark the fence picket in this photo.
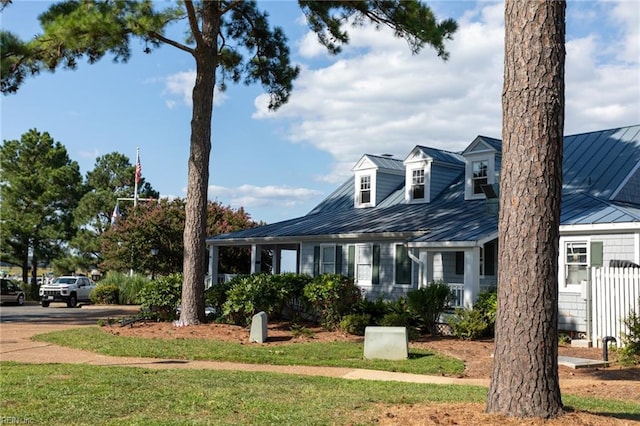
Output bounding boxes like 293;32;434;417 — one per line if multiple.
591;267;640;348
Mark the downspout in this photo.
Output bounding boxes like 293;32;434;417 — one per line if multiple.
405;245;424;288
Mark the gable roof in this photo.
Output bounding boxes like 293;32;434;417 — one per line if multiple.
352;154;404;172
404;145;466;166
210;125;640;246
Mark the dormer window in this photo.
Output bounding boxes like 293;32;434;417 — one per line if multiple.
462;136;501;200
359;175;371;204
412;169;425;199
472;160;488;194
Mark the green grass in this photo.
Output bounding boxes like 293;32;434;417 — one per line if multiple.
32;326;463;375
1;362;638;425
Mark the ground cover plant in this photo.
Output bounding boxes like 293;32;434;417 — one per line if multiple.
1;362;638;425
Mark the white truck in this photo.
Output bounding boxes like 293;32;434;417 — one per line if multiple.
39;276;96;308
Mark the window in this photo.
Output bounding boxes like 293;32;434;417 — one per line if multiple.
359;176;371;204
395;245;412;285
353;244;380;285
472;160;488;194
321;245;336;274
411;169;425;200
565;241;588;286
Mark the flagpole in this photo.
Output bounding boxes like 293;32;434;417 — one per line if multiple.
134;147;140;207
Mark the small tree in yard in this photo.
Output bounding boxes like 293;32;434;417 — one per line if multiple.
1;1;457;326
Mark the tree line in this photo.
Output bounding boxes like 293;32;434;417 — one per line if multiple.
0;128;260;284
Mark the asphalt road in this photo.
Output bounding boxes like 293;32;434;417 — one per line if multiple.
0;302;141;325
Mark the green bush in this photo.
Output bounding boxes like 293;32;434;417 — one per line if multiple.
205;278;236;320
90;284;119;305
339;313;371;336
352;297;390;324
99;271;149;305
222;274;281;326
138;273;182;321
474;289;497;336
619;302;640;366
406;281;454;335
269;273;313;320
303;274;362;330
447;307;489;340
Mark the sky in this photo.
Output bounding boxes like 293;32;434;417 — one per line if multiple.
1;1;639;225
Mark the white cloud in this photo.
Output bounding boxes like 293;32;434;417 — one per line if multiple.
253;1;639;184
209;184;323;209
162;70;228;108
78;148;99;159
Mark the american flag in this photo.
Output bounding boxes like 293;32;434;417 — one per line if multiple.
135;153;141;185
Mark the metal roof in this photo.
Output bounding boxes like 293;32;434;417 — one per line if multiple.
210;126;640;246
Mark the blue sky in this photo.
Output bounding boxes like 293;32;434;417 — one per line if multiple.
1;1;639;224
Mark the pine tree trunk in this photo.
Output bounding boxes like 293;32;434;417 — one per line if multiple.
486;0;565;418
179;4;220;325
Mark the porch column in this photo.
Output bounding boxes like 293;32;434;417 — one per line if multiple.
273;246;282;274
425;251;435;286
463;248;481;307
209;245;219;286
250;244;262;274
419;251;428;288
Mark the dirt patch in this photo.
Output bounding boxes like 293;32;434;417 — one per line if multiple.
106;320;640;425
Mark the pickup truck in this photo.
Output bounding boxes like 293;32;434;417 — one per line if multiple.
39;276;96;307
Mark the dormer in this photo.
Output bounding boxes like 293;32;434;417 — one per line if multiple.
462;136;502;200
403;146;465;203
352;154;404;208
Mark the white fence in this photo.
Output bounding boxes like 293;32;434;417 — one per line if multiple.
591;267;640;348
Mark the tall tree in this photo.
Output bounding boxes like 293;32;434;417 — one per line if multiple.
0;129;83;284
1;1;457;325
486;0;565;418
72;152;158;269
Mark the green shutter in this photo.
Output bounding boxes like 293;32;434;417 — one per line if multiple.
484;241;496;276
347;246;355;279
313;246;320;277
335;245;343;275
395;245;411;285
372;244;381;285
590;241;603;267
455;252;464;275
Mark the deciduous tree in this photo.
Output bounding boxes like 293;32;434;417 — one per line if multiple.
1;1;456;324
486;0;565;418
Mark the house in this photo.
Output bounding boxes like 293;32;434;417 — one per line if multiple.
207;125;640;340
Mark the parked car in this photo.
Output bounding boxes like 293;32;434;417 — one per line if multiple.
39;275;96;307
0;278;25;306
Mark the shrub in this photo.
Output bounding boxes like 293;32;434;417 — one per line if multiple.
138;273;182;321
406;281;454;334
340;313;371;336
474;289;497;336
222;274;281;326
619;303;640;366
90;284;119;305
99;271;148;305
447;307;489;340
205;278;236;320
303;274;362;330
269;273;313;320
352;297;391;324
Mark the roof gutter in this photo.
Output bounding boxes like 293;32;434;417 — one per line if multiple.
207;231;428;247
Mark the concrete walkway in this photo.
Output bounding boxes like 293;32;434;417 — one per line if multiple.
0;322;490;386
0;307;617;390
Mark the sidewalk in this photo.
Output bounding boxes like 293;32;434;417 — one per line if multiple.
0;321;490;386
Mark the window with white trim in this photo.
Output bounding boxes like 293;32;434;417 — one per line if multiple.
321;245;336;274
565;241;588;286
411;169;425;200
359;175;371;204
472;160;488;194
356;245;372;283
